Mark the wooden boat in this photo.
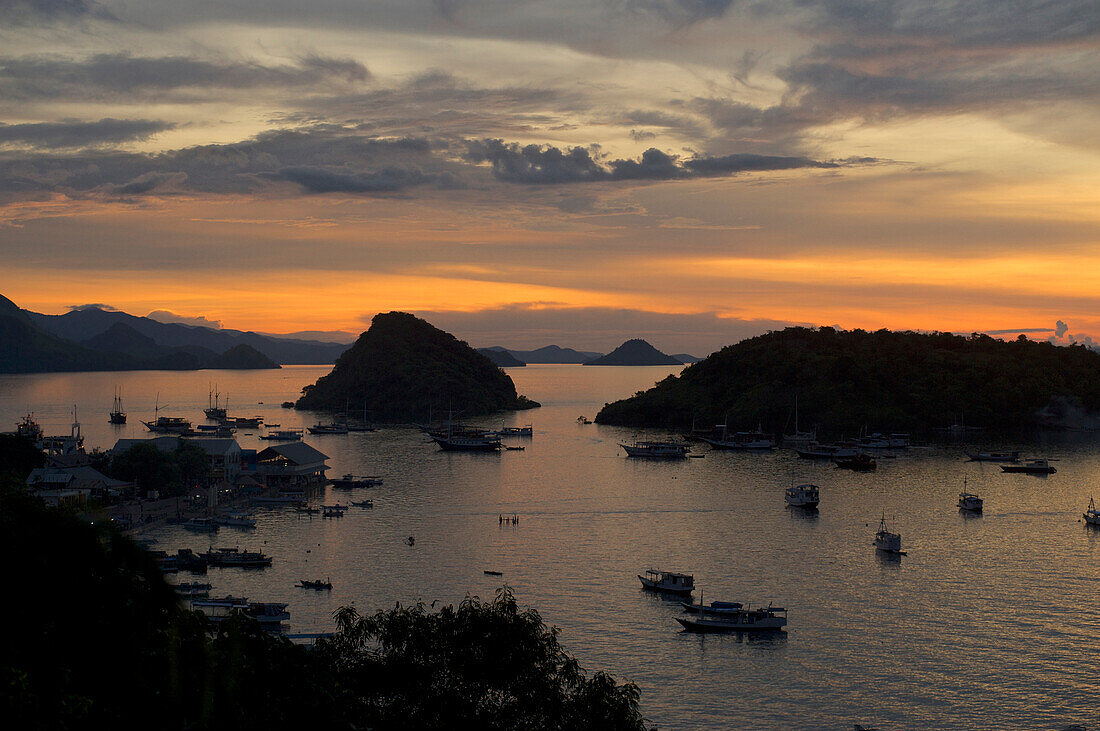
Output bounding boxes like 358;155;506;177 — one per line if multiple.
200;547;272;568
1001;458;1057;474
676;604;787;632
835;453;876;471
638;569;694;595
785;482;820;508
350;499;373;508
1084;497;1100;526
297;579;332;590
109;388;127;424
957;480;983;512
679;600;744;615
796;443;857;459
873;514;904;554
620;439;690;458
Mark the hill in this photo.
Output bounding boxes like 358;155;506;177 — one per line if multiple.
478;348;526;366
203;344;280;369
672;353;702;364
0;294;126;373
595;327;1100;434
297;312;539;419
583;339;682;366
28;306;348;364
485;345;603;363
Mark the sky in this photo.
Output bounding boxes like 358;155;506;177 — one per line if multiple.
1;0;1098;354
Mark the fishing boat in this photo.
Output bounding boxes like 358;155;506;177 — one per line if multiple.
1084;497;1100;526
638;569;695;595
330;474;383;488
259;429;304;441
143;416;192;434
675;604;787;633
968;451;1020;462
15;413;43;440
498;424;533;437
577;416;592;424
873;514;904;554
1001;458;1057;474
620;439;690;458
957;490;983;512
431;426;502;452
835;453;876;471
174;581;212;598
212;513;257;529
796;443;858;459
200;547;272;568
785;482;820;508
679;600;744;615
295;505;318;515
223;415;263;428
109;387;127;424
308;421;349;435
297;579;332;590
322;504;346;518
182;517;219;532
351;499;373;508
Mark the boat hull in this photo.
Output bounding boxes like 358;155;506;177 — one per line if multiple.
675;616;786;633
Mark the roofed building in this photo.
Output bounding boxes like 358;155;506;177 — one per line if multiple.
255;442;329;488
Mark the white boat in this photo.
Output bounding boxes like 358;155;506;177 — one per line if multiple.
700;420;774;450
192;597;289;626
796;443;858;459
675;604;787;632
1001;458;1057;474
430;424;503;452
1084;497;1100;526
212;512;257;528
498;424;533;437
873;514;904;553
182;517;218;532
638;569;694;595
785;482;820;508
308;421;348;434
620;440;691;458
259;429;304;441
783;396;816;445
968;451;1020;462
957;492;983;512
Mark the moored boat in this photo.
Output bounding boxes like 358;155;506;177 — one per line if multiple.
968;451;1020;462
330;474;383;488
638;569;694;595
796;443;858;459
200;547;272;568
957;492;983;512
620;439;690;458
1001;458;1057;474
351;499;374;508
431;428;502;451
679;600;744;615
259;429;304;441
835;453;876;471
212;513;257;529
143;416;192;433
1084;497;1100;526
297;579;332;590
109;388;127;424
182;517;218;532
873;514;903;553
785;482;820;508
498;424;533;436
308;421;348;435
675;604;787;632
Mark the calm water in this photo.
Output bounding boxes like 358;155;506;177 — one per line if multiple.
4;365;1100;730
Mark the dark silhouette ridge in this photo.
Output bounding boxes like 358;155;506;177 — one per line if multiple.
583;339;682;366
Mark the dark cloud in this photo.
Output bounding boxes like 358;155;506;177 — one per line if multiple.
0;118;174;149
465;138;833;184
68;302;118;311
146;310;223;328
0;0;113;24
0;53;370;101
269;165;435;194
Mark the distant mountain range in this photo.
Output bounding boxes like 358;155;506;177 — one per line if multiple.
479;341;694;366
25;304;349;365
584;339;682;366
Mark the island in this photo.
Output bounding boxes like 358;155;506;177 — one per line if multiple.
296;312;540;419
477;348;526;367
583;339;682;366
596;327;1100;434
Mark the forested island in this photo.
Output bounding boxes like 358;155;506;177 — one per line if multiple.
297;312;539;419
596;327;1100;435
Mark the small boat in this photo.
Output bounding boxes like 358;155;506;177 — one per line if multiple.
1001;458;1057;474
785;482;820;508
322;507;344;518
484;570;503;576
212;513;257;529
350;499;373;508
679;600;744;615
192;598;290;626
577;416;592;424
968;451;1020;462
295;505;318;515
504;445;525;451
675;604;787;633
498;425;533;437
109;388;127;424
174;581;212;598
957;492;983;512
638;569;695;595
700;421;775;450
620;439;690;458
200;547;272;568
873;514;904;554
330;474;383;488
308;422;349;435
281;401;294;408
223;415;263;428
1084;497;1100;526
182;517;219;532
259;429;304;441
796;443;858;459
143;416;192;434
835;453;877;471
297;579;332;590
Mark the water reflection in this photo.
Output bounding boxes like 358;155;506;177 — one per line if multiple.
786;505;819;522
875;550;903;566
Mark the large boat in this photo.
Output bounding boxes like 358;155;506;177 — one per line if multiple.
968;451;1020;462
675;604;787;633
785;482;820;508
1000;458;1057;474
873;514;903;553
498;424;533;437
431;427;502;452
200;547;272;568
259;429;304;441
700;420;775;450
182;517;219;532
15;413;43;440
835;453;877;471
330;474;383;488
204;388;227;420
109;388;127;424
638;569;695;595
1083;497;1100;526
796;443;858;459
143;416;192;434
620;439;691;458
192;597;290;627
307;421;349;435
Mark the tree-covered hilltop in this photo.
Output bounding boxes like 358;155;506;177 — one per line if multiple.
595;327;1100;435
296;312;539;419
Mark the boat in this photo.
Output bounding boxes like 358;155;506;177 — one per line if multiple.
297;579;332;590
957;483;983;512
498;424;533;437
109;387;127;424
15;413;43;440
577;416;592;424
204;388;227;420
192;597;290;626
350;499;373;508
638;569;695;595
796;443;858;459
785;482;820;508
782;396;816;445
873;514;904;553
259;429;304;441
295;505;318;515
223;415;263;428
504;445;525;451
430;427;502;452
307;421;349;435
174;548;209;573
281;401;295;408
174;581;212;598
700;419;775;450
330;474;383;488
675;604;787;632
143;416;192;434
200;547;272;568
835;453;876;471
968;451;1020;462
1084;497;1100;526
620;439;690;458
212;513;257;529
679;600;744;615
182;517;219;532
322;504;346;517
1001;458;1057;474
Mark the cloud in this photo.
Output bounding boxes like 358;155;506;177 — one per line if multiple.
0;0;113;24
269;165;436;194
0;53;370;101
465;138;835;184
146;309;223;329
68;302;118;311
0;118;174;149
1055;320;1069;338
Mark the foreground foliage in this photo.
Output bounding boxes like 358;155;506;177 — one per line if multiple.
0;481;645;730
596;327;1100;435
109;440;213;497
